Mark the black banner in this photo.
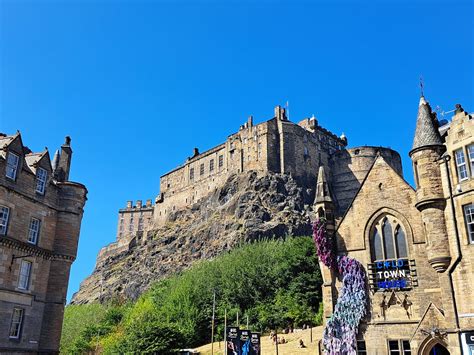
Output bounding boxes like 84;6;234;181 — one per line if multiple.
249;332;261;355
227;327;240;355
240;330;251;355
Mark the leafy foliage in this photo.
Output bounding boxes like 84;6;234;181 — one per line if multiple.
61;236;323;353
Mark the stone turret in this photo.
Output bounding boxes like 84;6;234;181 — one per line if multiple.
409;96;450;273
314;166;334;220
313;165;337;323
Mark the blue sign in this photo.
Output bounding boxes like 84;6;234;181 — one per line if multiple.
373;258;411;291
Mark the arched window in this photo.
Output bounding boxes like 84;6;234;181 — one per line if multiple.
371;215;408;261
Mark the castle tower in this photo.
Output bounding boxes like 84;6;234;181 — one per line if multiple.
409;96;451;272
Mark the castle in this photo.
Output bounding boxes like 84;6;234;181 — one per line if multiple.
0;134;87;353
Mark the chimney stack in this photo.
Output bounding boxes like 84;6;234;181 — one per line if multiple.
57;136;72;181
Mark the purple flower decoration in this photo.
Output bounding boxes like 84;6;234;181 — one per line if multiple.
312;219;367;355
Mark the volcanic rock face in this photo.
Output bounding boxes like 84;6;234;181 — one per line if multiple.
71;172;314;304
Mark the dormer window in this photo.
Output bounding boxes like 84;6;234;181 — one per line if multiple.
35;168;47;194
6;152;19;180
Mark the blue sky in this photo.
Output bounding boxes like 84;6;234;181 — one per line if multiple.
1;0;472;301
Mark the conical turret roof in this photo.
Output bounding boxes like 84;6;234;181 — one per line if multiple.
411;96;443;152
314;166;332;204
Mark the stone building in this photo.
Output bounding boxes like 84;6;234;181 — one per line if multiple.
96;199;154;263
316;97;473;354
0;133;87;353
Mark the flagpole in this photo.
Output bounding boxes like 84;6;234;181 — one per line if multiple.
211;290;216;355
224;308;228;355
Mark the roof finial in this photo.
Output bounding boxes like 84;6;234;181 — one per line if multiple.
420;75;424;97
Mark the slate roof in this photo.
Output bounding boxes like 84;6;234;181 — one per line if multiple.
411;96;443;152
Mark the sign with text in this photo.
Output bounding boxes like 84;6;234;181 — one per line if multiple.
249;332;261;355
240;330;251;355
227;327;240;355
367;259;417;291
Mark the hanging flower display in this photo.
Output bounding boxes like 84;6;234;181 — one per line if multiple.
313;219;367;355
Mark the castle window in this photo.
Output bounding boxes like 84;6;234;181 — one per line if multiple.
464;203;474;244
200;163;204;176
190;168;194;181
119;217;124;232
6;152;19;180
27;218;41;245
35;167;47;194
371;216;408;262
218;155;223;168
468;144;474;177
258;143;262;158
9;308;24;339
388;340;411;354
210;159;214;172
129;216;134;232
455;148;468;181
138;217;144;231
18;260;32;290
0;206;9;235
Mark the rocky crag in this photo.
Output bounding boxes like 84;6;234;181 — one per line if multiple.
71;171;315;304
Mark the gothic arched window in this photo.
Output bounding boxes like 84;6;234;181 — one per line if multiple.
370;215;408;262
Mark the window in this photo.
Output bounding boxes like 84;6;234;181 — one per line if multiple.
200;163;204;176
356;340;367;354
0;206;9;235
468;144;474;177
413;161;419;188
9;308;24;339
6;152;19;180
119;217;124;232
258;143;262;159
218;155;223;168
27;218;40;244
464;204;474;244
138;216;144;231
388;340;411;355
18;260;32;290
455;148;469;181
371;216;408;261
190;168;194;181
35;167;47;194
210;159;214;172
129;216;134;232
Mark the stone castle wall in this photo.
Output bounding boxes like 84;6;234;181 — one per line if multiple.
154;106;346;225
